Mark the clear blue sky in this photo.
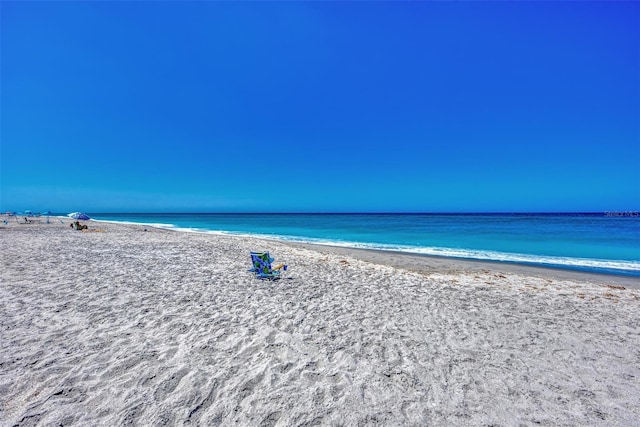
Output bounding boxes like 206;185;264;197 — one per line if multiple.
1;1;638;213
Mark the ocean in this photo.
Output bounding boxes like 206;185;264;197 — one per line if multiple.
87;213;640;277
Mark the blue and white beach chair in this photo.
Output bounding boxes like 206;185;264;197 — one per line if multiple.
249;251;287;280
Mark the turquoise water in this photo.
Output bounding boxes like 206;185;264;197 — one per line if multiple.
88;213;640;276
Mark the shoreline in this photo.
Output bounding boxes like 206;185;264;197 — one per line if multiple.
5;215;639;288
90;217;640;286
282;241;640;290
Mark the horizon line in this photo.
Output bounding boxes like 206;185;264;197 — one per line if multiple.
26;211;640;216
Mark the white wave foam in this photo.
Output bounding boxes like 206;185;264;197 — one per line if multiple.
396;246;640;272
238;234;640;273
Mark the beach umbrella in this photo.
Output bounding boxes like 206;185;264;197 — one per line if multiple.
24;210;33;216
42;211;52;223
68;212;90;220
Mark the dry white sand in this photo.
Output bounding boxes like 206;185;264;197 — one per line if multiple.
1;218;639;426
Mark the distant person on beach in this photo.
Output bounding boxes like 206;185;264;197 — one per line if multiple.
71;221;88;230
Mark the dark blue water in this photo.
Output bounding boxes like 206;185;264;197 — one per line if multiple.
88;213;640;276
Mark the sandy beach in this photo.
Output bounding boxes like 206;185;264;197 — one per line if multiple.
1;218;639;426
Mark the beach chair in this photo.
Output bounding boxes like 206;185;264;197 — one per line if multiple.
249;252;273;273
250;251;287;280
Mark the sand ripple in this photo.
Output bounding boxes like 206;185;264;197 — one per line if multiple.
1;221;639;426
